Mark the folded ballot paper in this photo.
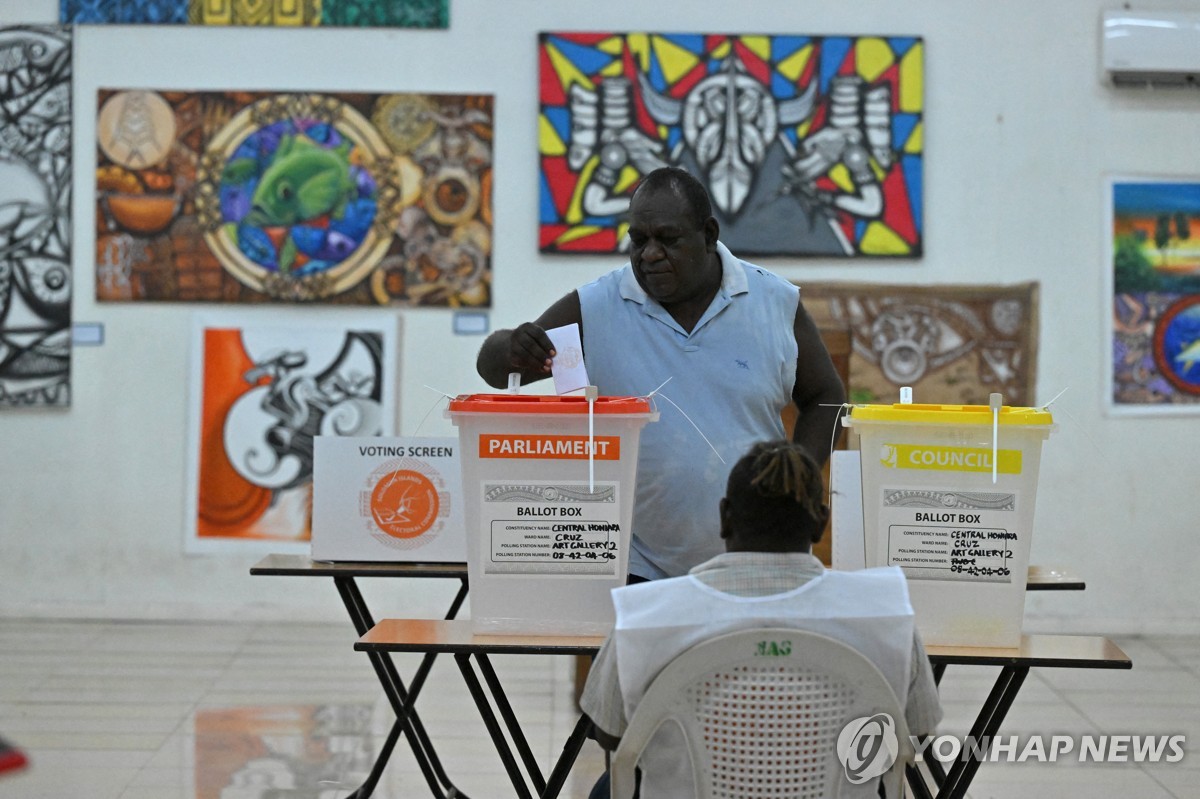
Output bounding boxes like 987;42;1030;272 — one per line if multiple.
546;323;589;395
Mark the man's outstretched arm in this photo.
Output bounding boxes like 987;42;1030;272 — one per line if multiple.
476;291;583;388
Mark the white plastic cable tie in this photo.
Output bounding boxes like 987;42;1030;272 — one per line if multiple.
989;392;1003;485
653;390;725;465
1040;386;1069;411
644;376;673;398
507;372;521;394
826;402;854;505
414;385;455;437
900;386;913;404
585;385;598;493
1032;387;1099;454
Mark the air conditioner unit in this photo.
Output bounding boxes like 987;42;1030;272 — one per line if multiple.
1102;9;1200;87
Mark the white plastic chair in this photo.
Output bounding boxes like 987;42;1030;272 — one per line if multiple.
610;627;912;798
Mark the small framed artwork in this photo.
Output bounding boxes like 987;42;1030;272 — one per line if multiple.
1107;177;1200;415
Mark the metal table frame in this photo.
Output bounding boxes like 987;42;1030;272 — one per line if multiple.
250;555;470;799
357;621;1130;799
252;558;1087;797
357;620;606;799
907;634;1131;799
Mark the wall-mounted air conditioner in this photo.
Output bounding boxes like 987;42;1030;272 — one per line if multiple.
1102;9;1200;87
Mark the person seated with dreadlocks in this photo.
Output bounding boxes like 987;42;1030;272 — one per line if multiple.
580;440;941;798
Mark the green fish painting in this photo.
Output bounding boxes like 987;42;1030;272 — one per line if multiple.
243;135;356;228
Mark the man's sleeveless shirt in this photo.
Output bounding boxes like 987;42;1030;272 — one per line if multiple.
577;242;800;578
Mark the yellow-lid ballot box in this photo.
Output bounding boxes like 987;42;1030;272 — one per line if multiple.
448;394;657;635
843;403;1054;647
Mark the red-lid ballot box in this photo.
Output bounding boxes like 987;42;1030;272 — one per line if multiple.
448;393;657;635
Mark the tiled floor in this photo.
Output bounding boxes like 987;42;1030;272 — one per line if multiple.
0;619;1197;798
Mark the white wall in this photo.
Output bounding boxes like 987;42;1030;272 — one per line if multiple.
1;0;1197;633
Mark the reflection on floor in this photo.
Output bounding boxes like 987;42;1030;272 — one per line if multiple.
0;620;1197;798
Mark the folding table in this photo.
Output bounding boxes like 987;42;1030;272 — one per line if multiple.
250;554;469;799
356;621;1129;799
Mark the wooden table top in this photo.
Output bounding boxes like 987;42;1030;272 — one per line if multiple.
924;633;1130;668
252;555;1082;590
357;618;607;656
356;619;1130;669
250;553;467;579
1025;565;1086;591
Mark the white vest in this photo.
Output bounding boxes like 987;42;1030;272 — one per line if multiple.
613;567;914;798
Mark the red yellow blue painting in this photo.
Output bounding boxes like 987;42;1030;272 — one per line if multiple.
1110;179;1200;412
538;32;924;257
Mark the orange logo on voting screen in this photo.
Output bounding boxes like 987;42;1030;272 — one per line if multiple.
369;470;439;539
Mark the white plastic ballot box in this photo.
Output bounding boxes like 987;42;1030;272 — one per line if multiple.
447;394;657;635
842;403;1054;647
311;436;465;562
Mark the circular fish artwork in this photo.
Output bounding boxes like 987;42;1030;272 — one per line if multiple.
196;94;398;300
1153;296;1200;395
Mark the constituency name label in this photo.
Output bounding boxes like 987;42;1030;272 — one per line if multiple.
480;481;621;576
878;489;1022;583
888;525;1016;581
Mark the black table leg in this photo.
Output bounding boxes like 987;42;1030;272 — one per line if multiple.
906;760;935;799
907;661;1028;799
336;575;469;799
453;651;594;799
542;714;593;799
476;653;548;796
935;666;1029;799
456;652;535;799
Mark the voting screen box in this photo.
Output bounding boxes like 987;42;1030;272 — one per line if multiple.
312;436;465;562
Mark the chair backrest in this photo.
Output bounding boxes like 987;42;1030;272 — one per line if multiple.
610;627;911;799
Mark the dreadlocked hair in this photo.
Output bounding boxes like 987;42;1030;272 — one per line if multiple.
746;442;825;521
724;441;826;543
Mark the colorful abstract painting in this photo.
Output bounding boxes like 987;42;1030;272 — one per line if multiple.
96;90;491;306
538;32;923;256
62;0;448;28
800;282;1039;406
185;311;398;552
0;26;72;408
1109;179;1200;413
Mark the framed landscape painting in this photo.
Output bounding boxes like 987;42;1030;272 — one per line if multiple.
1107;177;1200;414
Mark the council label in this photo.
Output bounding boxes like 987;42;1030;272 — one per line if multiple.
879;489;1020;583
479;481;620;576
